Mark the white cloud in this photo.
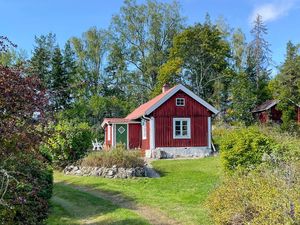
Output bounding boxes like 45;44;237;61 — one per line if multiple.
250;0;297;23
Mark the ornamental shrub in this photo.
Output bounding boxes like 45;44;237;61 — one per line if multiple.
81;145;144;168
41;120;93;167
220;127;276;172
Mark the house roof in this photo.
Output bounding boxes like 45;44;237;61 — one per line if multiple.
101;118;138;127
101;84;219;128
252;100;279;113
125;85;178;120
125;84;219;120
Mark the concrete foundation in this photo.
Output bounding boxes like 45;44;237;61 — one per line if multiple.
146;147;212;159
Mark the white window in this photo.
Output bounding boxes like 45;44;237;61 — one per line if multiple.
173;118;191;139
142;119;147;140
107;125;111;141
176;98;185;106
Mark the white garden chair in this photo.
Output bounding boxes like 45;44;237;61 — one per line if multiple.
92;139;103;151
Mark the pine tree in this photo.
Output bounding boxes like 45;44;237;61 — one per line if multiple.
50;47;70;111
30;33;56;88
273;41;300;129
248;15;272;104
63;40;77;100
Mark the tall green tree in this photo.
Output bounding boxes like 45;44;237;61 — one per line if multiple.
110;0;184;99
229;28;256;124
231;28;246;72
30;33;56;87
63;40;77;98
272;41;300;129
71;27;108;98
50;47;72;111
248;15;271;104
156;20;231;106
104;41;129;98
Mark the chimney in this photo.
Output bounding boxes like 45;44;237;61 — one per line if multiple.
162;83;170;93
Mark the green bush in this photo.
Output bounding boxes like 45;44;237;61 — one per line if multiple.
41;120;93;167
208;126;300;225
259;126;300;163
81;145;144;168
212;124;233;152
220;127;276;172
0;153;53;225
207;163;300;225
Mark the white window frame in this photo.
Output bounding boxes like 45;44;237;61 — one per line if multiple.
142;119;147;140
176;98;185;106
173;118;191;139
107;125;111;141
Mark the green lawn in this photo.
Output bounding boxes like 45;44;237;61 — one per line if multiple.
47;183;150;225
50;156;221;225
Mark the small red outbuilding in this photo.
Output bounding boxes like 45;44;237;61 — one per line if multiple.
101;84;219;158
252;99;300;124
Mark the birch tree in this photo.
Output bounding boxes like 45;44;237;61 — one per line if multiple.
109;0;184;99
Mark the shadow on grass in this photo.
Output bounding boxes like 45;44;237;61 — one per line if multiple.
47;182;149;225
87;218;151;225
150;167;169;177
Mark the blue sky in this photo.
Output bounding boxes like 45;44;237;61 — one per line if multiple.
1;0;300;68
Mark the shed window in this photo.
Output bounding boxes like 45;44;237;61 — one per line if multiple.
176;98;185;106
107;125;111;141
142;119;147;140
173;118;191;139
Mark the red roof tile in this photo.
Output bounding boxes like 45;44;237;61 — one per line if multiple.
125;85;179;120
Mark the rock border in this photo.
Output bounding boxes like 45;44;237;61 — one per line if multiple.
64;165;145;178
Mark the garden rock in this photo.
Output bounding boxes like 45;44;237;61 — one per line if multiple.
155;150;168;159
63;165;148;179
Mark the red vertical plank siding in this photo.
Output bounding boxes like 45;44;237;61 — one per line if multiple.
141;121;150;150
258;112;269;123
129;124;141;149
152;91;212;148
270;106;282;122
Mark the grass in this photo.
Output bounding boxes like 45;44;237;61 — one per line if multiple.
51;156;222;225
47;183;150;225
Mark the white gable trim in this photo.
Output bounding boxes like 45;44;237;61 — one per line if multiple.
101;121;140;128
145;84;219;115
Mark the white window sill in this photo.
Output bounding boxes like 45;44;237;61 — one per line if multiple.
173;136;191;139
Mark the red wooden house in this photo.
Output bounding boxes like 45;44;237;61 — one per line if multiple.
252;99;300;124
101;84;219;158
